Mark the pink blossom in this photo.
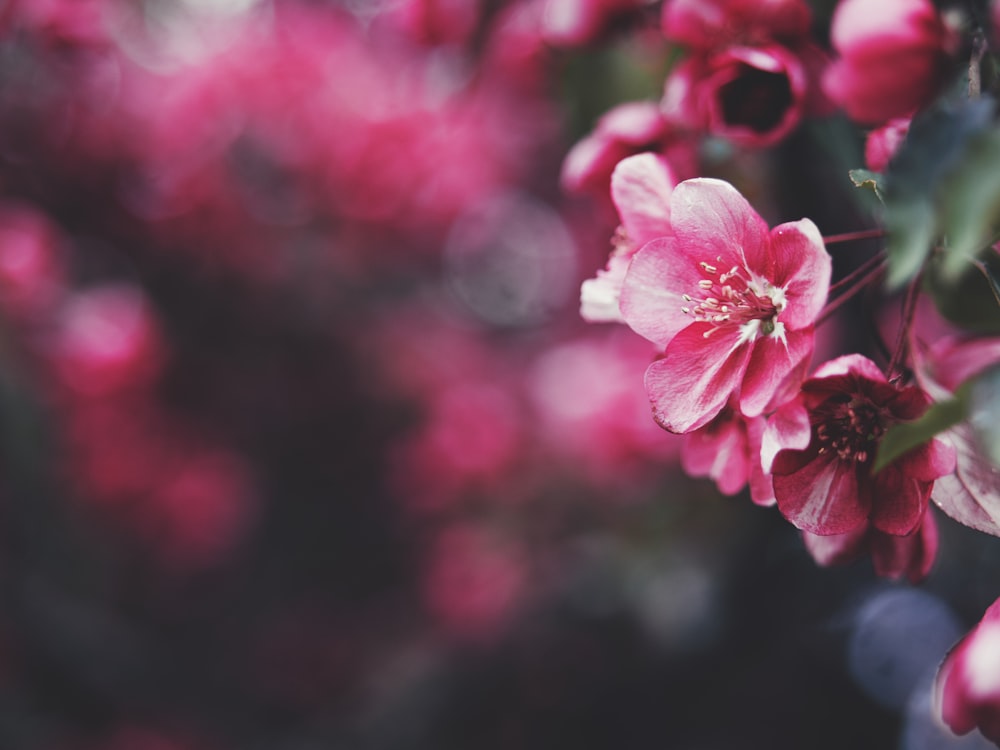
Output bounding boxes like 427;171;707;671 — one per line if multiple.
528;327;680;484
0;204;64;321
936;596;1000;744
422;523;528;640
580;152;676;323
664;44;810;147
801;505;938;583
541;0;655;47
561;101;697;198
661;0;812;50
912;332;1000;537
823;0;956;125
681;401;774;503
382;0;482;47
767;354;955;536
44;284;165;398
659;0;829;147
620;177;830;433
864;117;911;171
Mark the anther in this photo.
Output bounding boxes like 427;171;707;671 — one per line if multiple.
700;262;718;274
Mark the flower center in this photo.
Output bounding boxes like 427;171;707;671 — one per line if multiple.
681;257;784;337
815;397;889;464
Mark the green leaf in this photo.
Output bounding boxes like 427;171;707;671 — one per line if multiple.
881;97;996;290
938;129;1000;283
873;384;970;473
848;169;885;202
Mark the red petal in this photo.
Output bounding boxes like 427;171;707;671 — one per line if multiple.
773;451;871;535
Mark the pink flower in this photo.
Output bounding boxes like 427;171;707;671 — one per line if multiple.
661;0;812;50
0;204;64;321
45;284;165;398
912;332;1000;537
561;102;668;195
664;45;810;147
422;523;528;640
580;152;676;323
620;177;830;433
823;0;956;125
936;596;1000;744
659;0;829;147
767;354;956;536
682;401;774;503
560;101;697;198
801;505;939;583
864;116;910;171
541;0;654;47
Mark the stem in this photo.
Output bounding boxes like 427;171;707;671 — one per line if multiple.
970;32;987;99
887;274;922;381
822;228;885;246
817;258;887;325
827;252;887;297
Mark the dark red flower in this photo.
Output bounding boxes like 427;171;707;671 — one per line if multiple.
767;354;955;536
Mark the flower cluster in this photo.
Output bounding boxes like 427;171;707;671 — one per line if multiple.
569;1;1000;742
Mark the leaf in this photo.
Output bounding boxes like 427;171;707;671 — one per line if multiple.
848;169;885;202
881;97;996;290
937;129;1000;283
873;384;970;473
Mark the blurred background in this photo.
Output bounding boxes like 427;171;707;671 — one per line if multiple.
0;0;998;748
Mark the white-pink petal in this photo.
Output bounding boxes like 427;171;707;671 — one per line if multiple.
620;236;704;347
611;153;675;248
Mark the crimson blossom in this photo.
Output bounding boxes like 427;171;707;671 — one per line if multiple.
936;596;1000;745
766;354;955;537
619;177;830;434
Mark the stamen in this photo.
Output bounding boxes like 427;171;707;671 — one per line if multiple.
700;262;717;274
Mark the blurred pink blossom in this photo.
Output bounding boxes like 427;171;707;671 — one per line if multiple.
823;0;956;125
936;596;1000;744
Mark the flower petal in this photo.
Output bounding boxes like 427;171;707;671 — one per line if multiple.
766;219;831;329
580;253;630;323
644;322;752;433
739;326;814;417
667;178;770;277
773;450;871;535
761;396;810;473
682;407;750;495
870;507;938;583
611;153;675;247
869;463;929;535
620;236;704;347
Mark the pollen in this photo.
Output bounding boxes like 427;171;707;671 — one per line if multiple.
686;258;782;336
813;397;889;465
